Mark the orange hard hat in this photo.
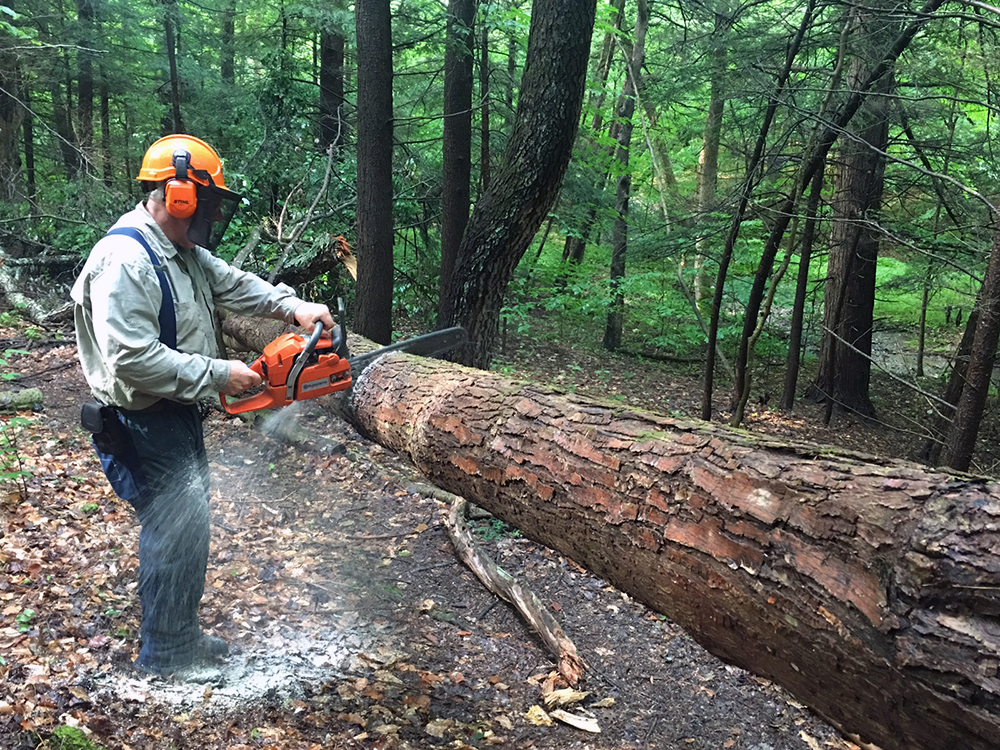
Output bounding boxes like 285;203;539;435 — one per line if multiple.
136;134;229;189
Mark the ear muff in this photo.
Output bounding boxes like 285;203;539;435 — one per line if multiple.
164;149;198;219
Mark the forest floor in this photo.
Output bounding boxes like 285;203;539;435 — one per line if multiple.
0;313;965;750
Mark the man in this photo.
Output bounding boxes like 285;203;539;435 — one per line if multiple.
71;134;333;679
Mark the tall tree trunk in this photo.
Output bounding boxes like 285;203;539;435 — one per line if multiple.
941;215;1000;471
0;28;24;201
99;72;112;188
318;0;347;153
162;0;184;133
354;0;394;344
22;86;35;206
780;164;825;411
808;7;893;419
917;304;978;465
76;0;95;173
603;0;648;352
438;0;475;326
479;17;491;194
692;11;728;305
51;76;81;179
559;0;625;268
319;22;346;152
440;0;597;368
221;0;236;85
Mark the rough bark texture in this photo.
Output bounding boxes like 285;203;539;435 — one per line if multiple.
810;7;893;419
330;354;1000;750
354;0;394;344
319;18;346;152
439;0;597;368
438;0;475;326
941;218;1000;471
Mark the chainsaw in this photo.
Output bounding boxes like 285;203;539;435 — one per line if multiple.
220;302;467;415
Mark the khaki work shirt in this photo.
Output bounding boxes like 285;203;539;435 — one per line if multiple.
71;202;302;410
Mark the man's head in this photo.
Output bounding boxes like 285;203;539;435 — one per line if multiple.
137;134;243;251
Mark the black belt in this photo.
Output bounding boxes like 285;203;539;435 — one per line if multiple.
119;399;188;414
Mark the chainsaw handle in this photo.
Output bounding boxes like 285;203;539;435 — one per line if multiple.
219;356;272;414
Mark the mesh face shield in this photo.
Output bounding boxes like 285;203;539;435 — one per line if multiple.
186;184;243;251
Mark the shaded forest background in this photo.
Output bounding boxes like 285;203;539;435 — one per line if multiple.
3;0;1000;471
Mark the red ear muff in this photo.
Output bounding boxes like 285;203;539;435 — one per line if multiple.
164;179;198;218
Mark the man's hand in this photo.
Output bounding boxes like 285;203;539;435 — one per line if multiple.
294;302;335;332
222;361;263;395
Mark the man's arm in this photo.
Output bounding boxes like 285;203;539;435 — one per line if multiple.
91;258;252;402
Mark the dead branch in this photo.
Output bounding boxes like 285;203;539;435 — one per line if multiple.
444;496;586;686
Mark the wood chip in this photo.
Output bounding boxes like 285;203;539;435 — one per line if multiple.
549;709;601;733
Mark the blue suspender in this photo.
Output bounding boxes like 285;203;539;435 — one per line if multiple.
105;227;177;350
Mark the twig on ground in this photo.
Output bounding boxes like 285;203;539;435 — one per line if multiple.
444;495;586;686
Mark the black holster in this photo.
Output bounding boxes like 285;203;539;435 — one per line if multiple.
81;402;132;456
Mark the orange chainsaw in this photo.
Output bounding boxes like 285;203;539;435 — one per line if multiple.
220;306;466;415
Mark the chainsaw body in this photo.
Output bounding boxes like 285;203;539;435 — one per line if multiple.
220;323;351;415
220;299;468;415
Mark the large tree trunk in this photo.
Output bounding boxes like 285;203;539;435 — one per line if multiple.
226;316;1000;750
439;0;597;368
438;0;475;327
808;6;894;419
0;29;24;201
319;9;347;152
76;0;96;174
354;0;394;344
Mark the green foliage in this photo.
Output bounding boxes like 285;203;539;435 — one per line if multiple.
15;607;35;632
473;517;522;542
46;726;108;750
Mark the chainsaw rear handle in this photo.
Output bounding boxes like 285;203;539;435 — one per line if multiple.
219;358;273;415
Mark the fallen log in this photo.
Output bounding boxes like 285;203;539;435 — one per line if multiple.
224;320;1000;750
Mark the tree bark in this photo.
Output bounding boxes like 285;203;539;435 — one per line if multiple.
0;26;24;201
438;0;475;326
439;0;598;368
226;316;1000;750
479;17;491;195
780;163;825;411
354;0;394;344
162;0;184;133
76;0;96;173
603;0;648;352
809;5;893;420
319;10;346;152
221;0;236;85
940;216;1000;471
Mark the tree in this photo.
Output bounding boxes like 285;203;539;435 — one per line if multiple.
318;2;347;152
438;0;475;327
808;4;895;419
273;331;997;750
440;0;598;368
354;0;394;344
0;11;25;201
603;0;648;352
941;213;1000;470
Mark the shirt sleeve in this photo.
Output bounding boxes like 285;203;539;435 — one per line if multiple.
196;249;303;323
89;254;231;402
